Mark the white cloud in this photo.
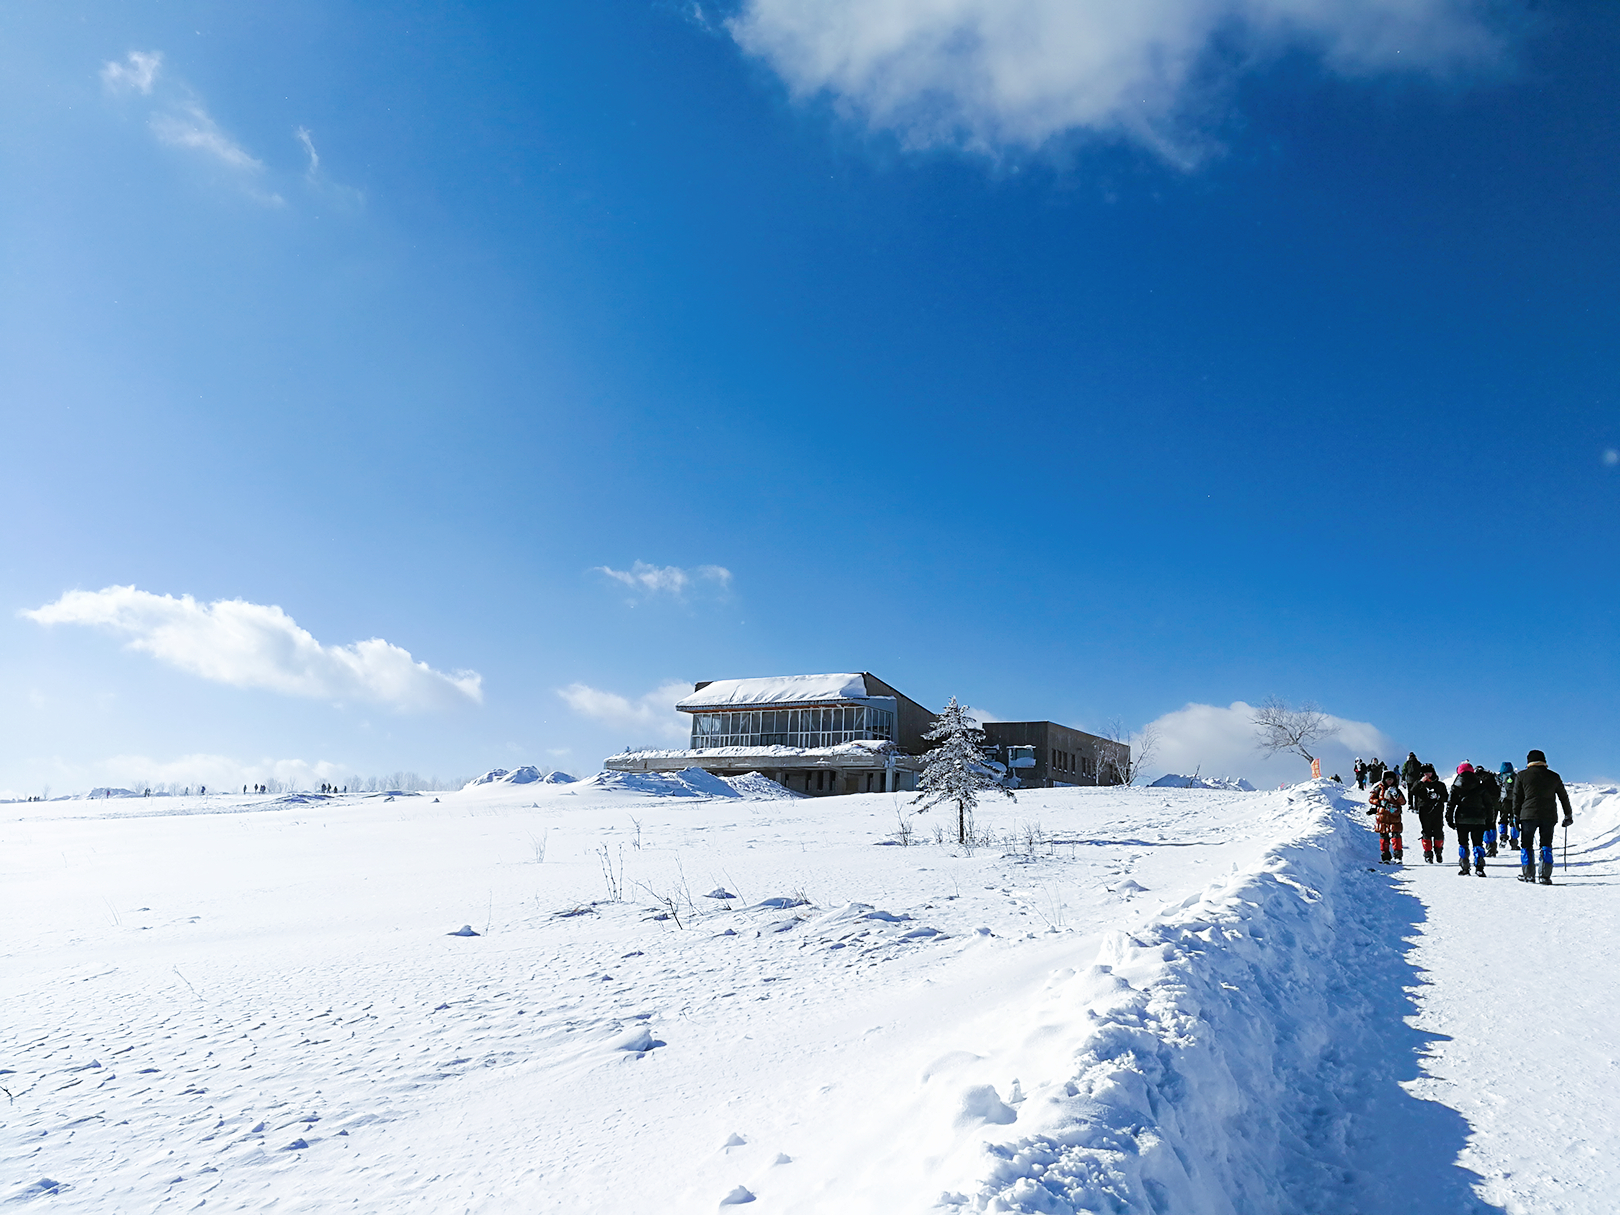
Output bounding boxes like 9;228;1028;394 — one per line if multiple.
101;49;283;204
151;99;266;173
730;0;1504;157
595;561;733;597
557;681;693;743
295;126;320;175
1604;449;1619;467
1142;700;1391;785
101;50;162;95
24;586;482;711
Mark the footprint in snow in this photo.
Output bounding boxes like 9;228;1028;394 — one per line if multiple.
446;925;480;937
722;1132;746;1150
720;1185;756;1205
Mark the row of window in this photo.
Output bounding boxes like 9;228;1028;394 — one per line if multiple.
1051;748;1097;777
691;705;896;750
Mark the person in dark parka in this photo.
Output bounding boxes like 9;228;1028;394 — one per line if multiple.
1446;763;1493;877
1498;761;1519;848
1410;765;1449;864
1401;752;1422;802
1512;749;1574;885
1476;764;1503;856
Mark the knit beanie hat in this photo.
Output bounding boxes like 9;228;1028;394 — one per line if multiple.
1456;762;1473;775
1526;749;1547;765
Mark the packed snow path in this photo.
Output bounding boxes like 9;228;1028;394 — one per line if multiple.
1381;782;1620;1215
3;779;1617;1212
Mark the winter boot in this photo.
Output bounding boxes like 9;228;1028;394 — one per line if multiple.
1538;862;1553;885
1474;846;1486;876
1518;864;1534;883
1458;858;1471;876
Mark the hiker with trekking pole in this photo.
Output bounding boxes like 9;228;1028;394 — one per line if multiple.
1512;749;1574;885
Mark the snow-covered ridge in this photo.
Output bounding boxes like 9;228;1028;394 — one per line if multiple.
463;765;576;788
1148;772;1257;791
956;780;1439;1212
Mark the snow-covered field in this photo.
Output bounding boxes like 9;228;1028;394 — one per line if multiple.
3;775;1617;1212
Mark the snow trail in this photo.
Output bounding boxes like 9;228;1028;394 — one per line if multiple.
1396;783;1620;1215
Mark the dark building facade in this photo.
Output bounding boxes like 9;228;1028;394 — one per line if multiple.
981;720;1124;788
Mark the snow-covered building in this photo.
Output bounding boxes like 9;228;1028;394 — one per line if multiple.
604;673;936;796
981;721;1125;789
603;673;1130;796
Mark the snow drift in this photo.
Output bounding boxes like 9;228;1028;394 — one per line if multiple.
956;780;1463;1212
464;766;575;788
1149;773;1257;791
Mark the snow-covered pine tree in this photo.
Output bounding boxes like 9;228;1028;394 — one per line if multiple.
913;697;1014;844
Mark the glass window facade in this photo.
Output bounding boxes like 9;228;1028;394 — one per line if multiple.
689;703;895;750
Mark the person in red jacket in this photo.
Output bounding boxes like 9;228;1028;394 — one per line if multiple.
1366;770;1406;863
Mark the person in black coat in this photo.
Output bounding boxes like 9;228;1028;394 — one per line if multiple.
1476;766;1503;856
1410;765;1449;864
1497;762;1519;849
1446;763;1493;877
1512;749;1574;885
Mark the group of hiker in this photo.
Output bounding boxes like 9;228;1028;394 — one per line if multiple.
1360;750;1574;884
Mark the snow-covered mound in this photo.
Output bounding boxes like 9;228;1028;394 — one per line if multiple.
1149;772;1257;791
80;787;144;799
573;766;773;800
465;765;575;787
723;771;802;799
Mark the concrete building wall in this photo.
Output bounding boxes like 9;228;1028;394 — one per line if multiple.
982;720;1124;788
861;674;937;755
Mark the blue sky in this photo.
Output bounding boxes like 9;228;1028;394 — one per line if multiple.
3;0;1616;795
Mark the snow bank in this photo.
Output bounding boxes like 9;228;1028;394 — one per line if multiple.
569;767;801;801
464;765;576;788
724;771;803;799
961;780;1432;1213
1148;773;1257;791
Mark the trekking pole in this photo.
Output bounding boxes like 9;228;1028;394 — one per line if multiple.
1563;824;1568;873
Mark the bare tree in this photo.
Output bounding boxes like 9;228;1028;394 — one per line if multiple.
1252;697;1338;768
1097;718;1159;787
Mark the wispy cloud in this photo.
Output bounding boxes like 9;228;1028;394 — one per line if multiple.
295;126;320;176
557;681;692;742
293;126;365;210
730;0;1506;159
594;561;733;598
101;49;283;204
101;50;162;95
24;586;482;711
151;100;264;173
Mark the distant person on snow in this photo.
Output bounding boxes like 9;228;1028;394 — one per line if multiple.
1401;751;1423;803
1354;758;1367;790
1498;762;1519;850
1446;763;1492;877
1513;750;1574;886
1476;764;1504;856
1411;765;1449;864
1366;771;1406;864
1368;758;1386;787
